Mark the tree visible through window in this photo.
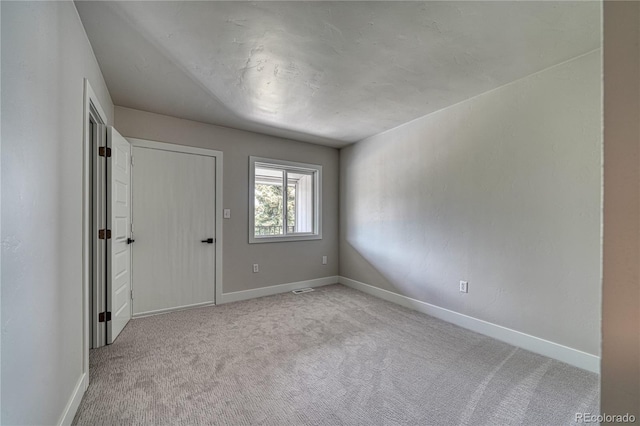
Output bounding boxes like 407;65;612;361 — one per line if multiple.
250;157;322;242
254;182;296;235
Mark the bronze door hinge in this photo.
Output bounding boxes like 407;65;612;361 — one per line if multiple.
98;229;112;240
98;147;112;157
98;312;112;322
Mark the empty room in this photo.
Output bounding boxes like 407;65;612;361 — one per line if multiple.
2;1;639;425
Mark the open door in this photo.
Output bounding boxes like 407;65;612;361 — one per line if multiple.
107;126;132;343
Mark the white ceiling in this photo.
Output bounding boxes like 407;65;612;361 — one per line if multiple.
76;1;600;147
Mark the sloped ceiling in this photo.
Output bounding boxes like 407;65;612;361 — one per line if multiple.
76;1;600;147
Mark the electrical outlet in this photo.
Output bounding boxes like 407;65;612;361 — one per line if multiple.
223;209;231;219
322;256;328;265
460;281;468;293
253;264;259;273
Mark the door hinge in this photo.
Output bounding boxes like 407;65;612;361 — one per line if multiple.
98;312;112;322
98;229;112;240
98;146;112;157
131;290;133;300
131;155;134;166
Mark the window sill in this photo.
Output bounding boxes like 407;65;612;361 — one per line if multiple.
249;233;322;244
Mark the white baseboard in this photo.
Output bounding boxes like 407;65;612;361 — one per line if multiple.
339;276;600;374
57;372;88;426
220;276;339;304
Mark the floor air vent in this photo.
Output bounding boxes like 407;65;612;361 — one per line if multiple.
292;288;314;295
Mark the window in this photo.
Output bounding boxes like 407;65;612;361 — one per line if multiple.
249;156;322;243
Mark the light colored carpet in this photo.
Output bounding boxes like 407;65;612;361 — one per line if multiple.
73;284;598;425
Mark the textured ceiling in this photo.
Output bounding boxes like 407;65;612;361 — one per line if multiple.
76;1;600;147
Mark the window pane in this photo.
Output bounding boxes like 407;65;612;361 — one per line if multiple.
287;184;296;233
255;167;284;236
287;171;314;233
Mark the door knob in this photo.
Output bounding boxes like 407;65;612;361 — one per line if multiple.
127;238;135;244
201;238;214;244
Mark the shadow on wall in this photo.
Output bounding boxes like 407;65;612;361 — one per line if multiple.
342;240;432;303
339;50;602;357
340;105;503;310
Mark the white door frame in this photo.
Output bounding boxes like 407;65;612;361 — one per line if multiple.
128;138;224;307
82;79;109;386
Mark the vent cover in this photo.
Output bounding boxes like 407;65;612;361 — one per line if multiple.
292;288;314;295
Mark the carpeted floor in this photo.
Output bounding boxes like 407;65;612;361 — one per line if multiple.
73;284;598;426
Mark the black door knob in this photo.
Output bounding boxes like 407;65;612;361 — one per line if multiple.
201;238;214;244
127;238;135;244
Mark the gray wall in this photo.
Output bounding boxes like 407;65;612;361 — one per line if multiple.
340;51;602;356
1;1;114;424
601;1;640;417
114;107;339;294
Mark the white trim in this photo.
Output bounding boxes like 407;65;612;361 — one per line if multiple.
57;373;88;426
249;156;323;244
133;301;216;319
84;80;108;128
128;138;220;158
127;138;224;306
338;276;600;374
82;79;108;396
220;276;338;304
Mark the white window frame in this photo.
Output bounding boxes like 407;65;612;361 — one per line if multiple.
249;156;322;243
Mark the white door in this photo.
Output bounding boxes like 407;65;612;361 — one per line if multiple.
132;146;216;316
107;127;132;343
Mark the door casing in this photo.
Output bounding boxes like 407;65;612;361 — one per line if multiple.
83;80;110;381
